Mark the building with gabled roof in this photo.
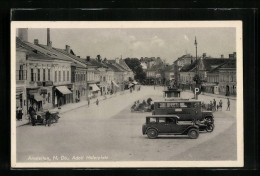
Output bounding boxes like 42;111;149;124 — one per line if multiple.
206;59;236;95
16;35;73;111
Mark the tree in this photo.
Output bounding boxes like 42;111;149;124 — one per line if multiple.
193;74;201;84
125;58;146;82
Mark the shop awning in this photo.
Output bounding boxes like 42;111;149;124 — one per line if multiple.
33;94;43;102
56;86;72;95
132;81;138;84
112;81;119;88
89;84;100;91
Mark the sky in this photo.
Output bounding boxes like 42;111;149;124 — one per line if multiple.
24;28;236;64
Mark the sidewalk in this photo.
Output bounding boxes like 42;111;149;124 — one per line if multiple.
16;89;133;127
184;90;237;100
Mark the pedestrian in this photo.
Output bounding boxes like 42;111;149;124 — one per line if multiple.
213;99;216;111
87;98;90;107
219;99;222;111
18;107;23;121
226;98;230;111
96;99;99;106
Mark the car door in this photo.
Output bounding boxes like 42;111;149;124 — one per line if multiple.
156;117;172;133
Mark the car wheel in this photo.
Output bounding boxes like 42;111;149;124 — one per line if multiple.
188;129;199;139
147;129;158;139
206;124;214;132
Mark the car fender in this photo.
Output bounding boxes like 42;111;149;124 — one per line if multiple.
183;126;199;134
145;127;159;134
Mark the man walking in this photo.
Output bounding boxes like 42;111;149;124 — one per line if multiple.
87;98;90;107
226;98;230;111
96;99;99;106
213;99;216;111
219;99;222;111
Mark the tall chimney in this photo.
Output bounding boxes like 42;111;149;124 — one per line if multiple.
66;45;70;53
18;28;28;42
233;52;236;59
86;56;90;62
47;28;52;48
221;54;224;58
202;53;206;58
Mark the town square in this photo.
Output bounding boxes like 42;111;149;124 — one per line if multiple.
13;25;240;165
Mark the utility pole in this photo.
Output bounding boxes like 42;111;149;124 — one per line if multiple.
194;36;198;74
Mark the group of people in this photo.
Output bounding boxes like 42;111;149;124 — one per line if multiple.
16;107;23;121
208;98;230;111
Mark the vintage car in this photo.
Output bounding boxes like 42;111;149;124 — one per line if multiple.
152;99;214;123
142;115;200;139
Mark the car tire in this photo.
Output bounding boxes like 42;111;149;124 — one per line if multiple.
147;129;158;139
206;124;214;132
188;128;199;139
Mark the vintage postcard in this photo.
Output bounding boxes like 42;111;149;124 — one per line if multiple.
11;21;243;168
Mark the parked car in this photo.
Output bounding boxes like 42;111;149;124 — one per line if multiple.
142;115;200;139
152;99;214;123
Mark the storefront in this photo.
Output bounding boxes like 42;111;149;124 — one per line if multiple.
27;88;43;112
111;80;119;93
16;87;26;120
88;83;100;98
54;85;73;107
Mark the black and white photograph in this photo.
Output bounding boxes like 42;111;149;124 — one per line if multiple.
11;21;243;168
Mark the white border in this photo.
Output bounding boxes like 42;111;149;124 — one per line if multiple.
11;21;243;168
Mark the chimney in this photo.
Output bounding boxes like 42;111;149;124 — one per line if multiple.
202;53;206;58
229;54;234;59
66;45;70;53
86;56;90;62
34;39;39;45
221;54;224;58
47;28;51;47
233;52;236;59
18;28;28;42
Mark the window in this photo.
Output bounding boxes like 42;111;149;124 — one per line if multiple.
31;69;34;82
166;102;179;108
43;69;46;81
48;69;50;81
18;65;25;80
63;71;65;81
67;71;69;81
166;118;176;124
180;102;193;108
55;71;57;82
158;102;167;108
37;69;40;81
158;118;166;123
149;117;156;123
59;71;61;82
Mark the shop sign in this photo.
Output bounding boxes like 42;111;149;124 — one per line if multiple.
44;81;53;86
28;89;38;94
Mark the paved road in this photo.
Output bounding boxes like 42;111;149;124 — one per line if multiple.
16;86;237;162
